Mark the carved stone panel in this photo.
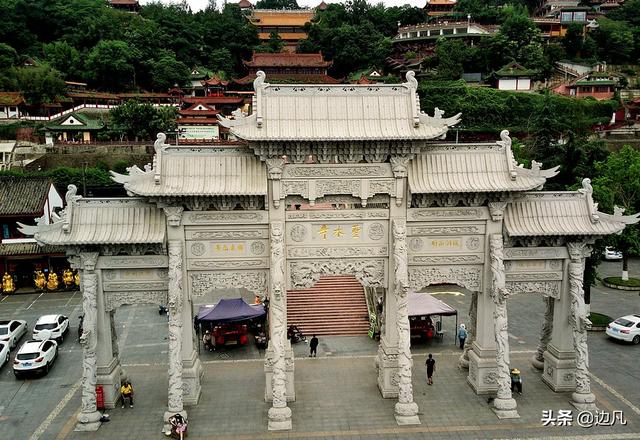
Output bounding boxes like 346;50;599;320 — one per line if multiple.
187;259;269;270
182;211;269;225
185;229;268;240
189;270;268;296
409;254;483;265
102;268;169;291
289;259;386;289
98;255;168;269
283;164;392;178
185;240;269;259
409;266;482;292
504;247;568;260
287;246;388;259
105;290;168;311
408;207;489;221
285;209;389;221
506;281;561;298
407;236;485;254
408;223;486;236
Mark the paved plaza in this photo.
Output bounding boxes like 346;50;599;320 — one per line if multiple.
1;260;639;440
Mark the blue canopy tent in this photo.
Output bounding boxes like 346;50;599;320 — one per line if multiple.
197;298;266;324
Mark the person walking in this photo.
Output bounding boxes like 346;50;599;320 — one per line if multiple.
425;353;436;385
458;324;468;350
309;335;319;357
120;380;134;408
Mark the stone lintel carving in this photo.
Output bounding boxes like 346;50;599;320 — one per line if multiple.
505;281;560;298
105;290;168;311
163;206;184;227
409;265;481;292
283;164;390;178
290;259;385;289
287;246;388;259
488;201;508;222
190;271;267;296
408;208;486;221
103;281;169;292
504;247;567;260
285;209;389;221
183;211;268;225
167;240;184;413
79;272;98;416
505;272;562;281
98;255;168;269
188;259;268;270
186;230;267;240
80;252;99;272
409;254;483;265
408;225;484;235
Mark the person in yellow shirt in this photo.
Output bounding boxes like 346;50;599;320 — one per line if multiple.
120;381;134;408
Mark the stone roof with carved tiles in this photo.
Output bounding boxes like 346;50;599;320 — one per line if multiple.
504;179;640;237
18;188;166;246
218;71;461;142
110;136;267;197
408;131;559;194
0;177;52;217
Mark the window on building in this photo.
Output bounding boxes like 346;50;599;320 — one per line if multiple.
2;224;9;239
442;28;453;35
574;12;586;21
561;12;572;22
410;32;417;38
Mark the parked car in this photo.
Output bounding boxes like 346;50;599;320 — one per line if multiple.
606;314;640;344
603;247;623;260
33;315;69;343
13;339;58;378
0;341;9;368
0;319;28;348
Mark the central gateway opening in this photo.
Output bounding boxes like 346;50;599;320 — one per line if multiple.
287;275;370;336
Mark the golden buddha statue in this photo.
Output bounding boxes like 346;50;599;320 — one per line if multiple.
74;272;80;287
47;272;59;291
34;270;46;291
2;273;15;294
63;269;74;289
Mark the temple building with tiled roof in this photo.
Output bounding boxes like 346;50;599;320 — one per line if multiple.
235;52;340;85
248;8;316;51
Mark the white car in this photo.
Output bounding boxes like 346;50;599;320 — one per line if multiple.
33;315;69;343
13;339;58;377
0;319;28;348
606;314;640;344
0;341;9;368
603;247;623;260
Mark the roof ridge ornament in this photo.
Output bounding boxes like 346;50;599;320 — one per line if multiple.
598;205;640;229
62;184;81;234
404;71;420;128
497;130;518;181
153;132;169;185
253;71;268;128
578;178;599;223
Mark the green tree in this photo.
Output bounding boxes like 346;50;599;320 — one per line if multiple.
592;146;640;280
255;0;299;8
590;18;634;64
562;23;584;59
149;53;190;91
9;64;66;104
0;43;18;69
85;40;139;91
109;100;159;141
435;39;467;80
42;40;82;79
267;31;284;53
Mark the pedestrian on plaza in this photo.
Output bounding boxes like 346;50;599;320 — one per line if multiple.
202;330;213;352
458;323;468;350
510;368;523;394
120;380;134;408
309;334;319;357
425;353;435;385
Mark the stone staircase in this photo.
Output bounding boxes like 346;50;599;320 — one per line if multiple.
287;275;370;336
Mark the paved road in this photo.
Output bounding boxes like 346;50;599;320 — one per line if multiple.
0;259;638;439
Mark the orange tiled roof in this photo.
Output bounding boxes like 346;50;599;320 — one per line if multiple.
251;10;314;26
244;52;332;68
233;73;341;85
0;92;25;106
182;96;245;105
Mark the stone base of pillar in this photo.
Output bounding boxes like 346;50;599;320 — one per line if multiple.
375;339;399;398
97;358;122;409
467;343;498;394
182;351;202;406
492;397;520;419
75;411;102;431
267;406;292;431
531;354;544;371
542;345;575;392
163;409;187;436
570;392;597;412
394;402;421;425
264;342;295;402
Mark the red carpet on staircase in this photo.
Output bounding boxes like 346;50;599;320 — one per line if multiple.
287;275;370;336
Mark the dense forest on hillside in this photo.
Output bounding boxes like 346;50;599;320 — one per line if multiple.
0;0;639;98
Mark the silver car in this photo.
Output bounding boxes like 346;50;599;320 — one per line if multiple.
13;339;58;378
0;319;28;348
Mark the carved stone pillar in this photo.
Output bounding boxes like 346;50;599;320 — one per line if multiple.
95;271;121;409
532;296;554;370
76;252;102;431
267;221;292;430
391;219;420;425
459;291;477;369
567;243;596;411
163;240;187;433
266;158;285;209
489;235;519;419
